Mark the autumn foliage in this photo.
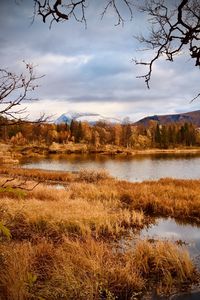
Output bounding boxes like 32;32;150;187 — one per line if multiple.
1;119;200;149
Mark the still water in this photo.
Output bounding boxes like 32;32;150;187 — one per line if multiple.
141;218;200;259
21;153;200;182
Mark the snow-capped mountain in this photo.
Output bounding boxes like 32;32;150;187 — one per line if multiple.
55;111;121;125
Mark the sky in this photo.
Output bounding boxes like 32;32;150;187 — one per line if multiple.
0;0;199;122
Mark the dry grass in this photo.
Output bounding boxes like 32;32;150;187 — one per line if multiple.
1;167;200;223
0;238;195;300
0;242;32;300
0;169;143;242
78;169;111;183
0;167;76;183
116;178;200;223
0;183;144;242
130;240;195;292
0;168;199;298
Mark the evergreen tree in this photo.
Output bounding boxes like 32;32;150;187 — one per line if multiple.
160;125;168;148
70;120;79;142
155;124;161;147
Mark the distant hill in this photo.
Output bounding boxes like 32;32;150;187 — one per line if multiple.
135;110;200;127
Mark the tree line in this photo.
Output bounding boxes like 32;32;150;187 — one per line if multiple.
0;118;200;149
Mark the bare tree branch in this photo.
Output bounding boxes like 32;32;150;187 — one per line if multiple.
33;0;134;27
101;0;133;26
1;177;43;191
135;0;200;98
1;178;15;187
190;92;200;102
0;62;48;125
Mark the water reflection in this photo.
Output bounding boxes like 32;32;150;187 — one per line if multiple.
141;218;200;258
21;153;200;182
171;292;200;300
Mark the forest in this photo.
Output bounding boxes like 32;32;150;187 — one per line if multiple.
1;118;199;149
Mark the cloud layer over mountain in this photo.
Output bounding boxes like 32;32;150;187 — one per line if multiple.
0;0;199;122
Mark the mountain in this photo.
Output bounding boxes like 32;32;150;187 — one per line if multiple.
55;110;200;127
135;110;200;127
55;111;121;125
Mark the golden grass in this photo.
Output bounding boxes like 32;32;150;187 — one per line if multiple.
130;240;195;292
1;167;200;223
0;168;199;298
116;178;200;223
0;183;144;242
0;166;76;183
0;238;195;300
78;169;111;183
0;242;33;300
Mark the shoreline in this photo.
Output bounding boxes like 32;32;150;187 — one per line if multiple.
2;142;200;162
1;142;200;166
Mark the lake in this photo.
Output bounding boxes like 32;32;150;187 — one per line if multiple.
21;152;200;182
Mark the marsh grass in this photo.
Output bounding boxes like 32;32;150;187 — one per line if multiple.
130;240;195;292
1;168;200;222
116;178;200;223
0;238;196;300
0;192;145;242
78;169;111;183
0;167;76;183
0;169;199;299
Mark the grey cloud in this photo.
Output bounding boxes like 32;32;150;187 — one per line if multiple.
0;0;199;119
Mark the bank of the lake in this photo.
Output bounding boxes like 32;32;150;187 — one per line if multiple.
3;142;200;160
17;142;200;157
2;141;200;166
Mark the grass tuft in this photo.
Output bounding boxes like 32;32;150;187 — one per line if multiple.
78;169;111;183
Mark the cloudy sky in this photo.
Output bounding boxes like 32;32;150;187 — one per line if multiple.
0;0;199;122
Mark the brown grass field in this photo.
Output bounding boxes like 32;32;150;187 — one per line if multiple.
0;167;200;299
